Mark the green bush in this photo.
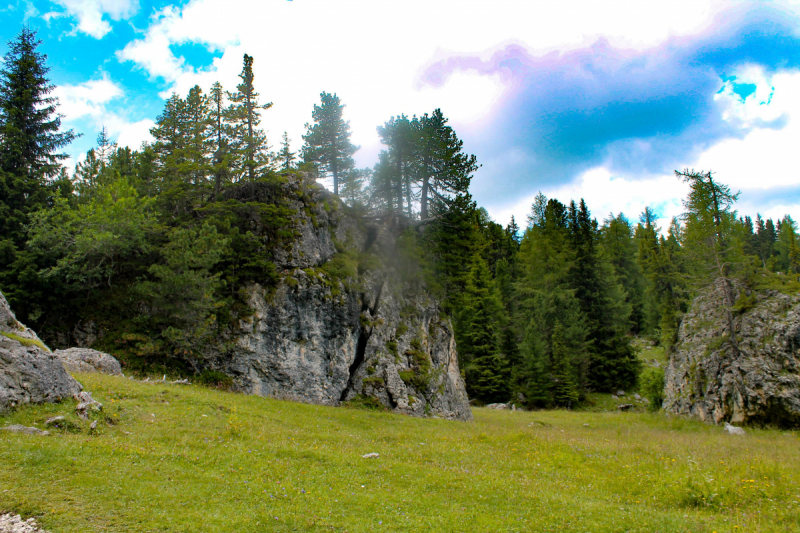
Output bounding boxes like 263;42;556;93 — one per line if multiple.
640;366;665;411
197;370;234;389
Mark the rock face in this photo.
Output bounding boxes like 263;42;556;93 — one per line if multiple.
55;348;122;376
213;173;472;421
0;291;49;350
0;291;82;412
664;280;800;427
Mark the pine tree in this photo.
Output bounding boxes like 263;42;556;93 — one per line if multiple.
227;54;272;182
278;131;295;170
414;109;478;219
208;81;231;198
375;115;414;215
302;92;358;196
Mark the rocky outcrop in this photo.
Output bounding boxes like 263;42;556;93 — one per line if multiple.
55;348;122;376
0;291;82;412
212;173;472;421
664;280;800;427
0;291;49;350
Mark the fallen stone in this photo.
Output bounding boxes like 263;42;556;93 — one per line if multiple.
618;404;634;411
361;453;379;459
2;425;49;436
54;348;122;376
74;391;102;420
724;422;746;436
633;393;642;401
0;513;50;533
485;403;510;410
616;390;626;397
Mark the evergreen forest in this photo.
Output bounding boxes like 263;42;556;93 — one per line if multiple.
2;28;799;409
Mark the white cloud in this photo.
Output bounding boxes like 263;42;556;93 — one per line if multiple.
114;0;726;163
493;167;690;230
53;0;139;39
54;75;154;160
699;70;800;191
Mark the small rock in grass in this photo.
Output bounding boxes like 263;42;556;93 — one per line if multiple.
362;453;379;459
633;393;642;401
618;404;634;411
44;416;64;427
2;424;49;436
724;422;746;436
485;403;510;410
616;390;626;397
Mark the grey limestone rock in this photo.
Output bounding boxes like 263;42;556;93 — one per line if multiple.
0;291;49;350
1;425;49;436
664;280;800;427
213;173;472;421
54;347;122;376
0;291;82;412
0;513;50;533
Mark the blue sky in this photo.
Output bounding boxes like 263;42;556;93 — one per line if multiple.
2;0;800;227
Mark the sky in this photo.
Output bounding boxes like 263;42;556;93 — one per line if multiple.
2;0;800;229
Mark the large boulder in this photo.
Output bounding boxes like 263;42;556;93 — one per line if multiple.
663;280;800;427
212;173;473;421
0;291;81;412
55;347;122;376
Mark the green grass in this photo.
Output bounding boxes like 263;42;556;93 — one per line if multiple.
1;373;799;532
0;331;49;352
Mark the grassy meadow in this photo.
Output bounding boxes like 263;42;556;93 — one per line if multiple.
1;373;799;532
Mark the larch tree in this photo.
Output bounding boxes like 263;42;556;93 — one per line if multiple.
302;92;358;196
677;169;741;353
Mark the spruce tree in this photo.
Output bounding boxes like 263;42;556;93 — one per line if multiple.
302;92;358;196
550;322;579;407
0;27;76;248
460;255;508;403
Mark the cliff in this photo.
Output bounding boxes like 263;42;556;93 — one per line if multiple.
663;278;800;427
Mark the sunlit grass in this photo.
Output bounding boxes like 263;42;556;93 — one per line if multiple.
1;373;798;532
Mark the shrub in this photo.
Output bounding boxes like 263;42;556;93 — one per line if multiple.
197;370;234;389
640;366;665;411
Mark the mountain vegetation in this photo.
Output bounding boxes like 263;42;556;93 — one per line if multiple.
1;28;799;408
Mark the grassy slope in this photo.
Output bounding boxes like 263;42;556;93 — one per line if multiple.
1;374;799;532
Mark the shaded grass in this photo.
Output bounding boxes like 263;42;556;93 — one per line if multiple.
1;373;799;532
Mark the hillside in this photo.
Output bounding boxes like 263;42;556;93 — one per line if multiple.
2;373;799;532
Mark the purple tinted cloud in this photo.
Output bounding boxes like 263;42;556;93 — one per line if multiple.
422;4;800;205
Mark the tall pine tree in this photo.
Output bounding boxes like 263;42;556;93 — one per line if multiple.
302;92;358;196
